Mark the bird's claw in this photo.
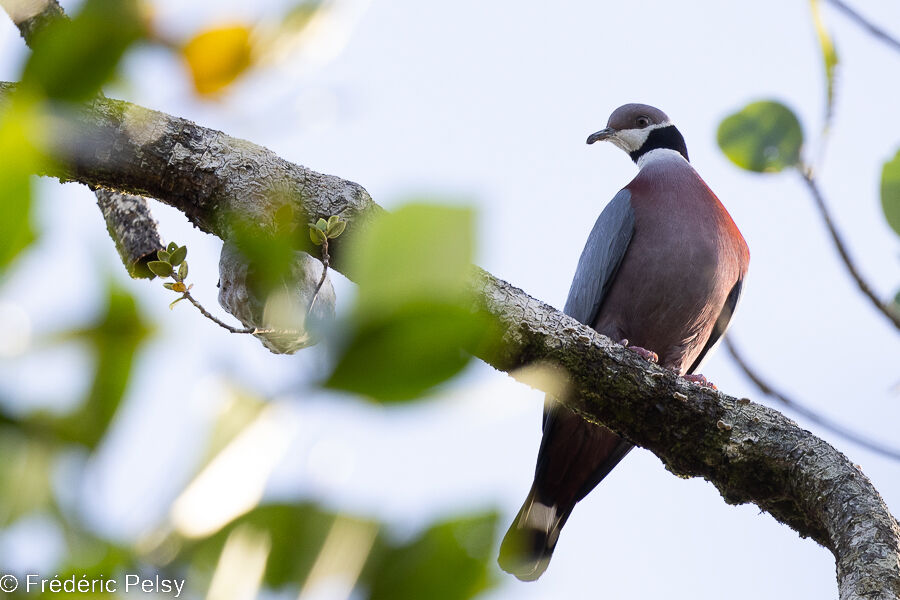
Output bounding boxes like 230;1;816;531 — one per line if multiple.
619;339;658;364
684;373;717;390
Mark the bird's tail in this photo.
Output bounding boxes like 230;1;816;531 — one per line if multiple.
497;486;570;582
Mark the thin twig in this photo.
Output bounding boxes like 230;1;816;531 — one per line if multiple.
724;335;900;461
181;291;255;334
825;0;900;54
307;237;329;314
799;168;900;331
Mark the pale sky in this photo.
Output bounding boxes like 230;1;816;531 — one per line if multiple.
1;1;899;599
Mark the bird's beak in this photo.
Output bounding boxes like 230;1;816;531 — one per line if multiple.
586;128;616;145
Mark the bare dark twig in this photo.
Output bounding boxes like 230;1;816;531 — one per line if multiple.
799;168;900;331
825;0;900;54
724;336;900;461
180;291;255;334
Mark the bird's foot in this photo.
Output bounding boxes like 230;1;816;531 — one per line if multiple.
683;373;717;390
619;339;658;364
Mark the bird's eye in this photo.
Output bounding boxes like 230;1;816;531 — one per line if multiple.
636;116;650;128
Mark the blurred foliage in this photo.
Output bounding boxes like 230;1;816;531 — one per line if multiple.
186;503;354;588
0;428;55;526
229;203;301;300
326;203;500;402
881;148;900;237
37;282;153;448
283;0;324;28
183;503;498;599
809;0;839;124
0;96;45;272
717;100;804;173
20;0;145;102
366;511;498;600
181;25;254;96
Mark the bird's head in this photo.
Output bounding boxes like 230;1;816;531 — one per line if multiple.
587;103;689;163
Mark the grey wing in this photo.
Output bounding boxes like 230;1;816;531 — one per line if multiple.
543;190;634;429
562;188;635;325
687;277;744;374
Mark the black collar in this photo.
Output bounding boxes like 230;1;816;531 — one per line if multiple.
629;125;689;163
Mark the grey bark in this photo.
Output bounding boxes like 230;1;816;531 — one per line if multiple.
0;86;897;600
94;188;164;279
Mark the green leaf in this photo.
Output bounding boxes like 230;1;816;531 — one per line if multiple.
316;218;328;231
326;203;501;402
21;0;145;102
717;100;804;173
169;297;185;310
169;245;187;266
881;148;900;237
156;250;171;263
327;220;346;239
366;512;499;600
326;304;498;403
810;0;839;125
163;282;176;290
167;241;179;253
327;215;340;229
348;204;475;314
178;261;189;281
147;260;174;277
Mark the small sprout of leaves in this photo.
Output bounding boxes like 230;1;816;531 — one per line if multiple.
154;241;191;296
309;215;346;245
154;240;254;334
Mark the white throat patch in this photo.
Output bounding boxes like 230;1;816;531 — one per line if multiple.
609;121;672;153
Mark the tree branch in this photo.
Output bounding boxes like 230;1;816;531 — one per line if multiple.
0;82;898;598
724;335;900;461
94;188;164;278
800;169;900;331
825;0;900;55
3;0;66;47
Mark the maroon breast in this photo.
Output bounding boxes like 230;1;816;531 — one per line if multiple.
593;155;749;372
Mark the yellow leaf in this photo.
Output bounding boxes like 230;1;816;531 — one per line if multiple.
182;25;254;96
